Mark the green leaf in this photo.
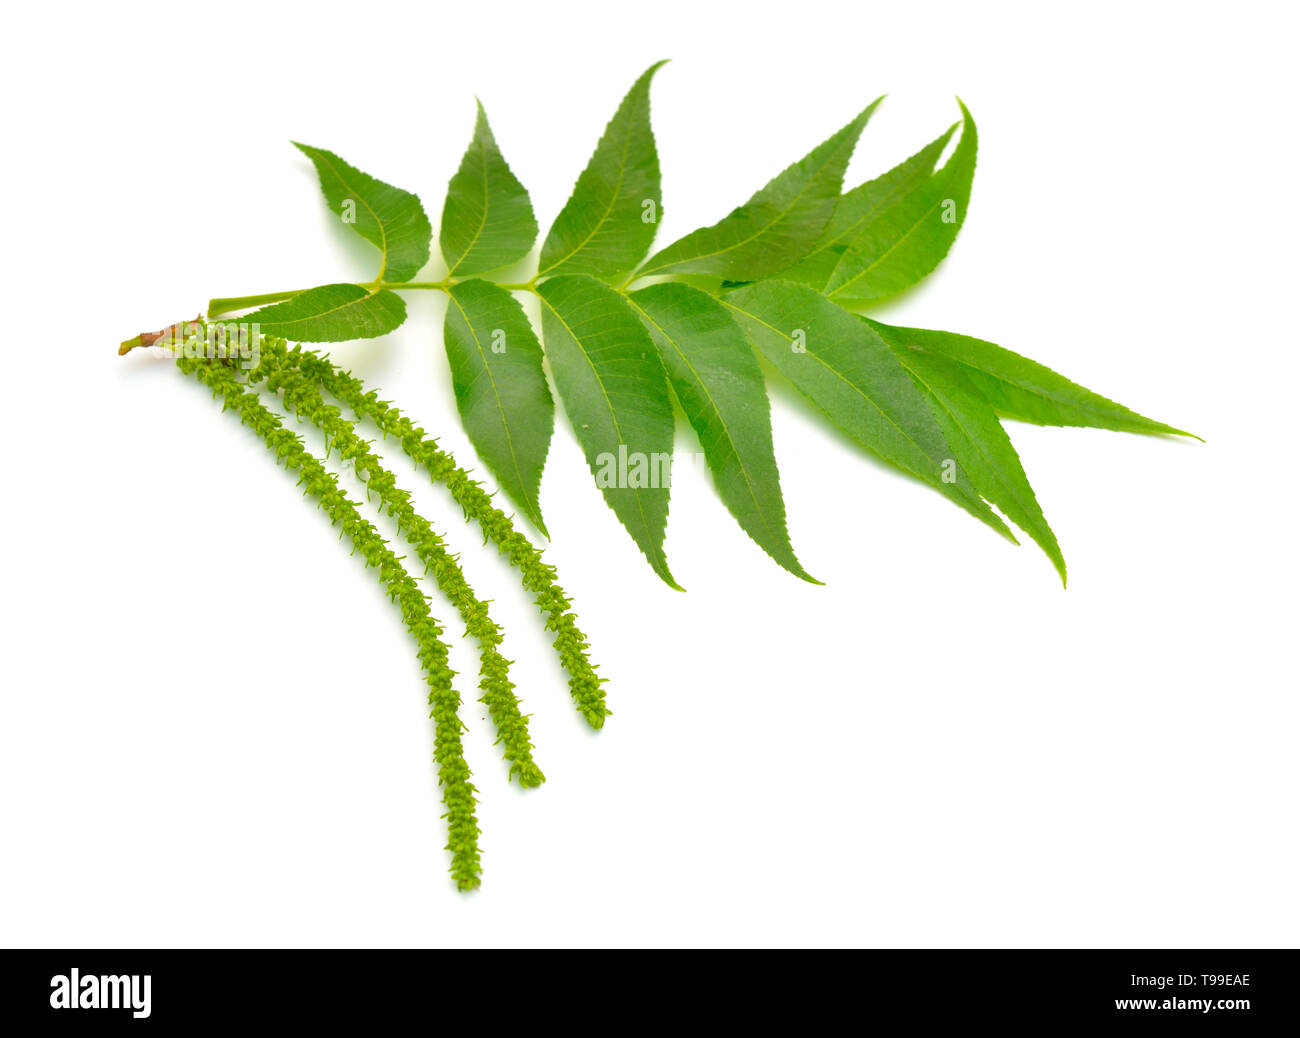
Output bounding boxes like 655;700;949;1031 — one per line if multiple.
773;123;957;291
536;275;680;588
636;99;881;281
722;281;1013;539
536;62;667;282
443;279;554;535
293;142;432;282
875;321;1067;584
239;284;406;342
440;102;539;276
824;101;977;305
628;283;816;582
865;319;1196;438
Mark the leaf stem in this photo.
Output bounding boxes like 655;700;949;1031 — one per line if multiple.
365;280;454;291
207;279;544;318
368;279;541;293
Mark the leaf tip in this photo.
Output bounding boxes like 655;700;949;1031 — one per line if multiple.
632;59;669;95
654;562;686;592
841;97;883;142
1137;418;1202;442
632;59;671;89
1042;539;1068;587
778;551;823;585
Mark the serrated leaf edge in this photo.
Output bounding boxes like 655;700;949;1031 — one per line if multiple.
536;282;682;590
627;289;818;583
445;285;551;535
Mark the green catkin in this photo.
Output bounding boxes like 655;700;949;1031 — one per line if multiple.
281;348;610;729
246;341;545;788
176;354;483;891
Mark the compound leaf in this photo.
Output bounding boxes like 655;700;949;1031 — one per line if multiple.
441;102;539;276
537;62;667;282
722;281;1013;539
636;99;881;281
628;282;815;582
444;279;554;534
536;275;679;588
239;284;406;342
293;143;431;283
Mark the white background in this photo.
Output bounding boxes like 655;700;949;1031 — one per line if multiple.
1;1;1296;948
